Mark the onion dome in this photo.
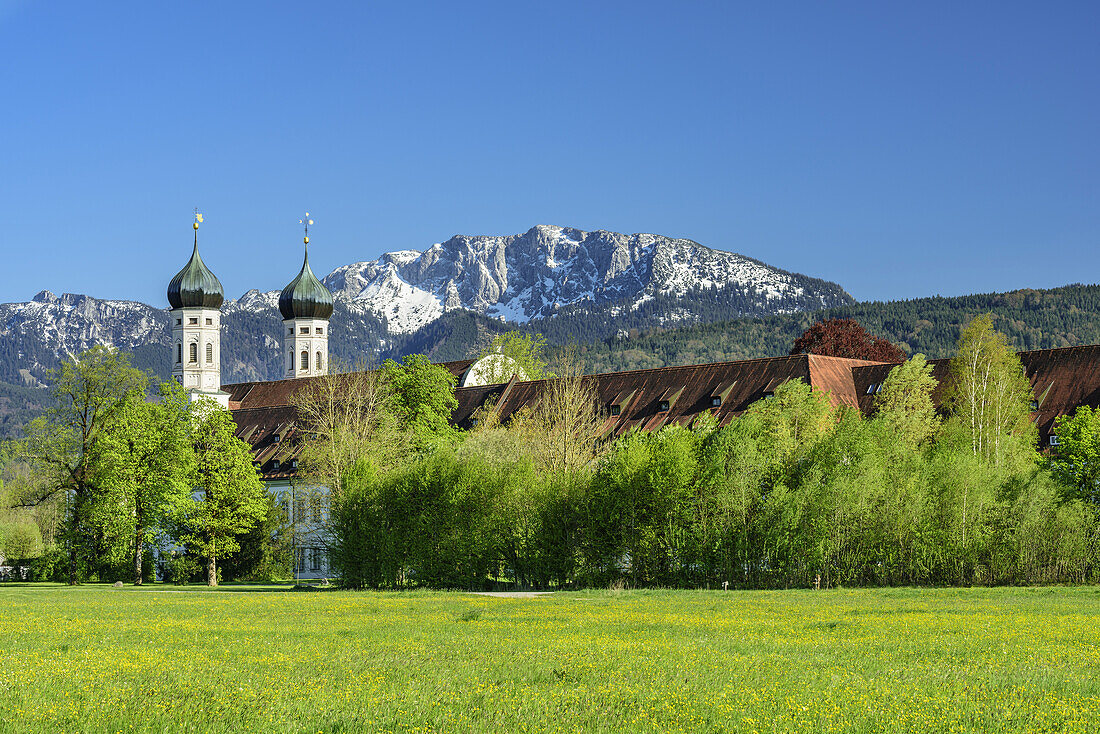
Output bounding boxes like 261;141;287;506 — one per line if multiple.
167;227;223;309
279;244;333;320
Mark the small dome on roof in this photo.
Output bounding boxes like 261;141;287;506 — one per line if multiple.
279;247;333;320
168;237;223;309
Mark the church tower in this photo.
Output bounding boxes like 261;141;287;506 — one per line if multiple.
167;212;228;406
279;214;333;379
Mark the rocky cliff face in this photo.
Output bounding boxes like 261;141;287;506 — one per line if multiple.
324;225;850;333
0;226;852;385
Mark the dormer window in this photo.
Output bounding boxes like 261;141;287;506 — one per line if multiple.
271;460;281;470
656;386;683;414
763;392;774;400
176;318;182;326
866;384;877;395
272;434;282;443
290;460;299;470
1030;400;1039;410
610;405;621;417
711;396;722;408
189;318;198;325
300;327;310;334
1049;435;1060;447
316;327;324;334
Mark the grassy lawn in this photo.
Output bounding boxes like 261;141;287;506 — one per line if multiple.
1;586;1098;732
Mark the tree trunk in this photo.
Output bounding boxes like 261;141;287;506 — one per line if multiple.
207;540;218;587
133;510;144;586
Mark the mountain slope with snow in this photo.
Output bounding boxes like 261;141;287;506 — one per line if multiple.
0;225;852;384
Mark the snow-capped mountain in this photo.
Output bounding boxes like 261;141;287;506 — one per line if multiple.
0;226;853;385
324;225;850;333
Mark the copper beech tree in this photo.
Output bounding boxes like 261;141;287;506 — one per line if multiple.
790;319;906;362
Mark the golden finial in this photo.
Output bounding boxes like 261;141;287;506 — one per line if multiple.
193;208;203;230
299;212;313;245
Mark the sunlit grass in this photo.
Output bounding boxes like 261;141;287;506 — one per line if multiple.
1;585;1098;732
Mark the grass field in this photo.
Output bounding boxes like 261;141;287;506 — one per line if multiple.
1;585;1098;733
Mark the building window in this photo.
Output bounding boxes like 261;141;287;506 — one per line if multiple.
300;351;309;371
271;460;281;471
763;392;774;400
610;404;621;416
189;343;198;363
295;496;307;523
206;318;213;325
176;344;182;364
316;351;322;370
189;317;198;325
658;400;670;412
1030;400;1039;410
311;495;323;523
206;343;213;363
1049;435;1060;447
866;384;877;395
316;327;324;335
176;318;182;326
300;327;309;334
175;375;183;384
310;548;322;572
711;396;722;407
287;327;293;336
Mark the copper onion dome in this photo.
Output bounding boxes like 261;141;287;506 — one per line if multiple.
279;244;333;320
167;228;224;309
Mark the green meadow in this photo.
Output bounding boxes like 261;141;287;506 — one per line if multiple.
1;585;1098;733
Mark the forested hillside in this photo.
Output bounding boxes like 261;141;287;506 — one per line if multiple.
573;284;1100;374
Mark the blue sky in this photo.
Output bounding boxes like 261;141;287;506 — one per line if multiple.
1;1;1097;307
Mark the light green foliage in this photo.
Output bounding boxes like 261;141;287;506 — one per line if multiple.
477;331;555;383
584;427;700;586
17;346;149;583
874;353;941;448
945;314;1037;467
0;517;43;561
98;381;195;584
381;354;458;452
1051;406;1100;505
174;407;267;586
744;378;838;464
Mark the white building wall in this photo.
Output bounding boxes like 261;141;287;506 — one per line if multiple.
171;306;221;391
282;317;330;379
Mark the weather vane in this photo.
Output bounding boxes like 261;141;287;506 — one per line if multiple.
300;212;314;244
193;208;203;230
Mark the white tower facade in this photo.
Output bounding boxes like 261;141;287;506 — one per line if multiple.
282;316;330;379
171;306;222;391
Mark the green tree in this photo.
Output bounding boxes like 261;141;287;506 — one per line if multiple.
99;381;195;585
1050;406;1100;505
944;314;1037;467
174;405;267;586
16;346;148;584
476;331;555;384
381;354;458;452
874;353;941;449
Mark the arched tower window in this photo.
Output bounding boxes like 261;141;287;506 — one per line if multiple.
176;343;182;364
189;343;198;363
316;351;322;371
206;343;213;363
300;351;309;370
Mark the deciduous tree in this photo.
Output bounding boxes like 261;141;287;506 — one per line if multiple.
790;319;906;362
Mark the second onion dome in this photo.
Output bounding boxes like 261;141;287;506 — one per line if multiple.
279;239;334;320
168;224;224;309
